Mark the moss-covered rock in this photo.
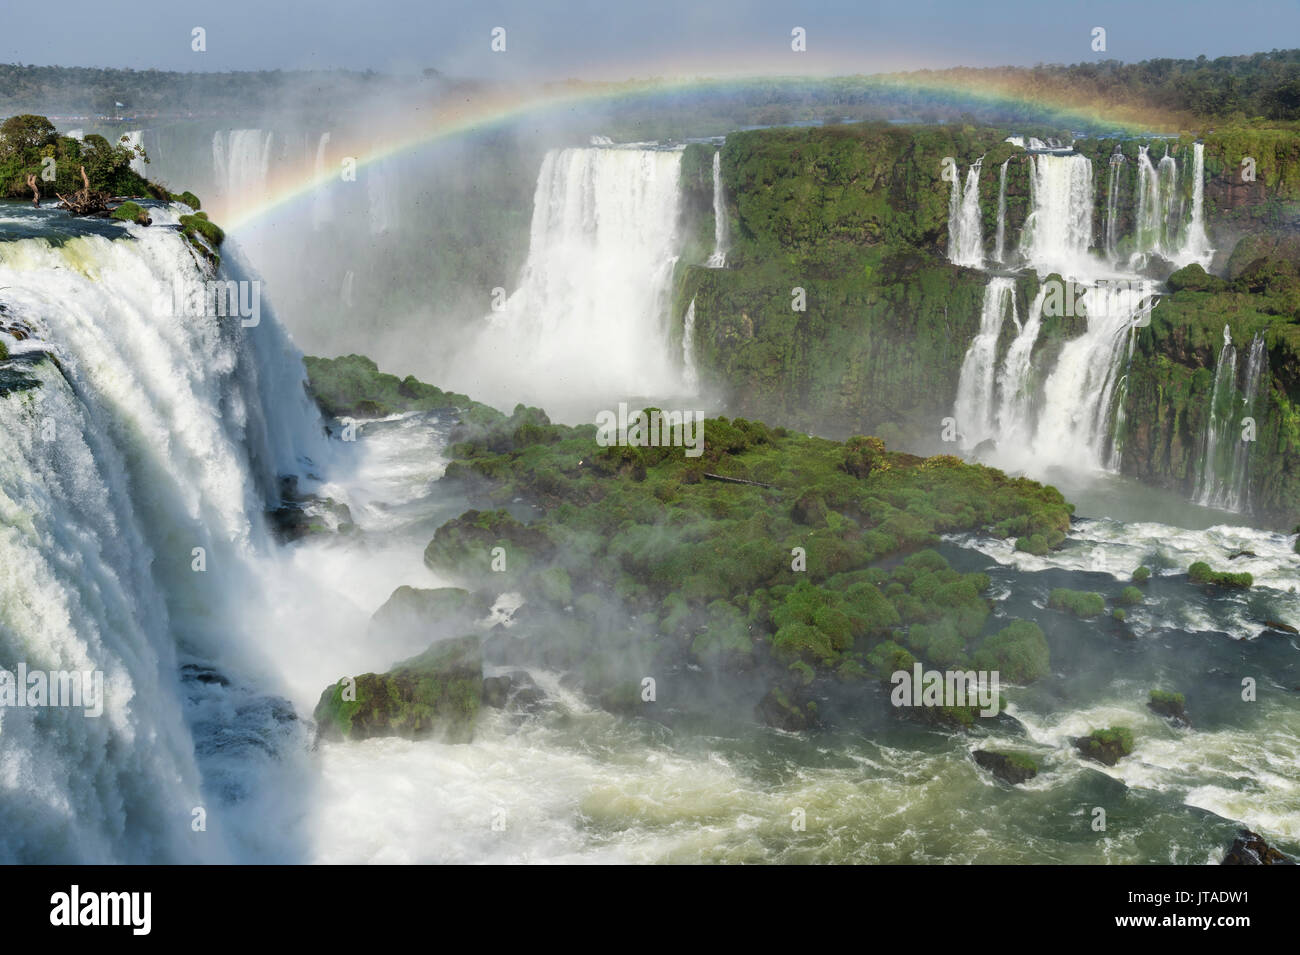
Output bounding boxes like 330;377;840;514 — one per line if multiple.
109;200;150;225
313;635;483;743
1074;727;1135;766
1188;561;1253;588
1148;689;1189;726
169;190;201;210
972;749;1039;785
369;586;491;642
303;353;496;421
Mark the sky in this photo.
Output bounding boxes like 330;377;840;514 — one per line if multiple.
5;0;1299;80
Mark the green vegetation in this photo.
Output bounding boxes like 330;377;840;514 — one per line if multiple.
1132;565;1152;584
1148;689;1189;725
1188;561;1253;588
109;200;149;225
169;190;201;210
1075;727;1135;766
178;213;224;264
303;353;498;420
1047;588;1106;619
1116;586;1145;606
0;114;155;200
312;634;483;742
678;123;1016;440
970;620;1050;683
307;361;1073;730
973;749;1039;784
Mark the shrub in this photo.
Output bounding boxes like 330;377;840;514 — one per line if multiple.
1188;561;1252;588
971;620;1050;683
1116;586;1144;606
1047;588;1106;618
1132;565;1151;584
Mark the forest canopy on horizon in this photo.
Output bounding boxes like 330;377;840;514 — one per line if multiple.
1;49;1299;128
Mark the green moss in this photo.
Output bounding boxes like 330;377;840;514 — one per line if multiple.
317;354;1082;724
1075;726;1135;766
109;200;149;225
304;354;498;421
312;634;483;742
1047;588;1106;618
169;190;201;210
1188;561;1253;588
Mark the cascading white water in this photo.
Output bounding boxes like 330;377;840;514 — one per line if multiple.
1181;142;1213;268
993;159;1010;265
682;297;698;391
1195;329;1265;511
992;285;1047;449
447;145;687;418
1018;153;1094;275
0;214;328;862
1104;152;1123;262
1030;281;1154;470
955;146;1158;473
120;130;148;177
954;277;1016;448
706;150;729;268
212;129;274;208
312;132;334;228
1132;143;1197;265
366;159;395;236
947;159;984;268
1194;326;1238;507
1224;333;1268;510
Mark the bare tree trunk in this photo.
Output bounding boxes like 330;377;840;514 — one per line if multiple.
25;173;40;208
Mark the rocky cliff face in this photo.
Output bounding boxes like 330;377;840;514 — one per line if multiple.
678;123;1300;527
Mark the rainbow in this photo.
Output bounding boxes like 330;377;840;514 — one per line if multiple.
217;70;1187;231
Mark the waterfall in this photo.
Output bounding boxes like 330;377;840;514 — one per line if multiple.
682;297;699;391
212;129;274;207
1104;151;1124;262
1194;326;1239;507
954;277;1016;448
312;132;333;228
947;159;984;268
0;214;327;861
1029;281;1153;470
1195;329;1266;510
993;159;1010;265
1181;142;1213;268
1133;144;1187;264
366;159;398;235
122;130;148;177
706;150;729;268
1018;152;1094;274
992;285;1047;450
450;146;687;417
